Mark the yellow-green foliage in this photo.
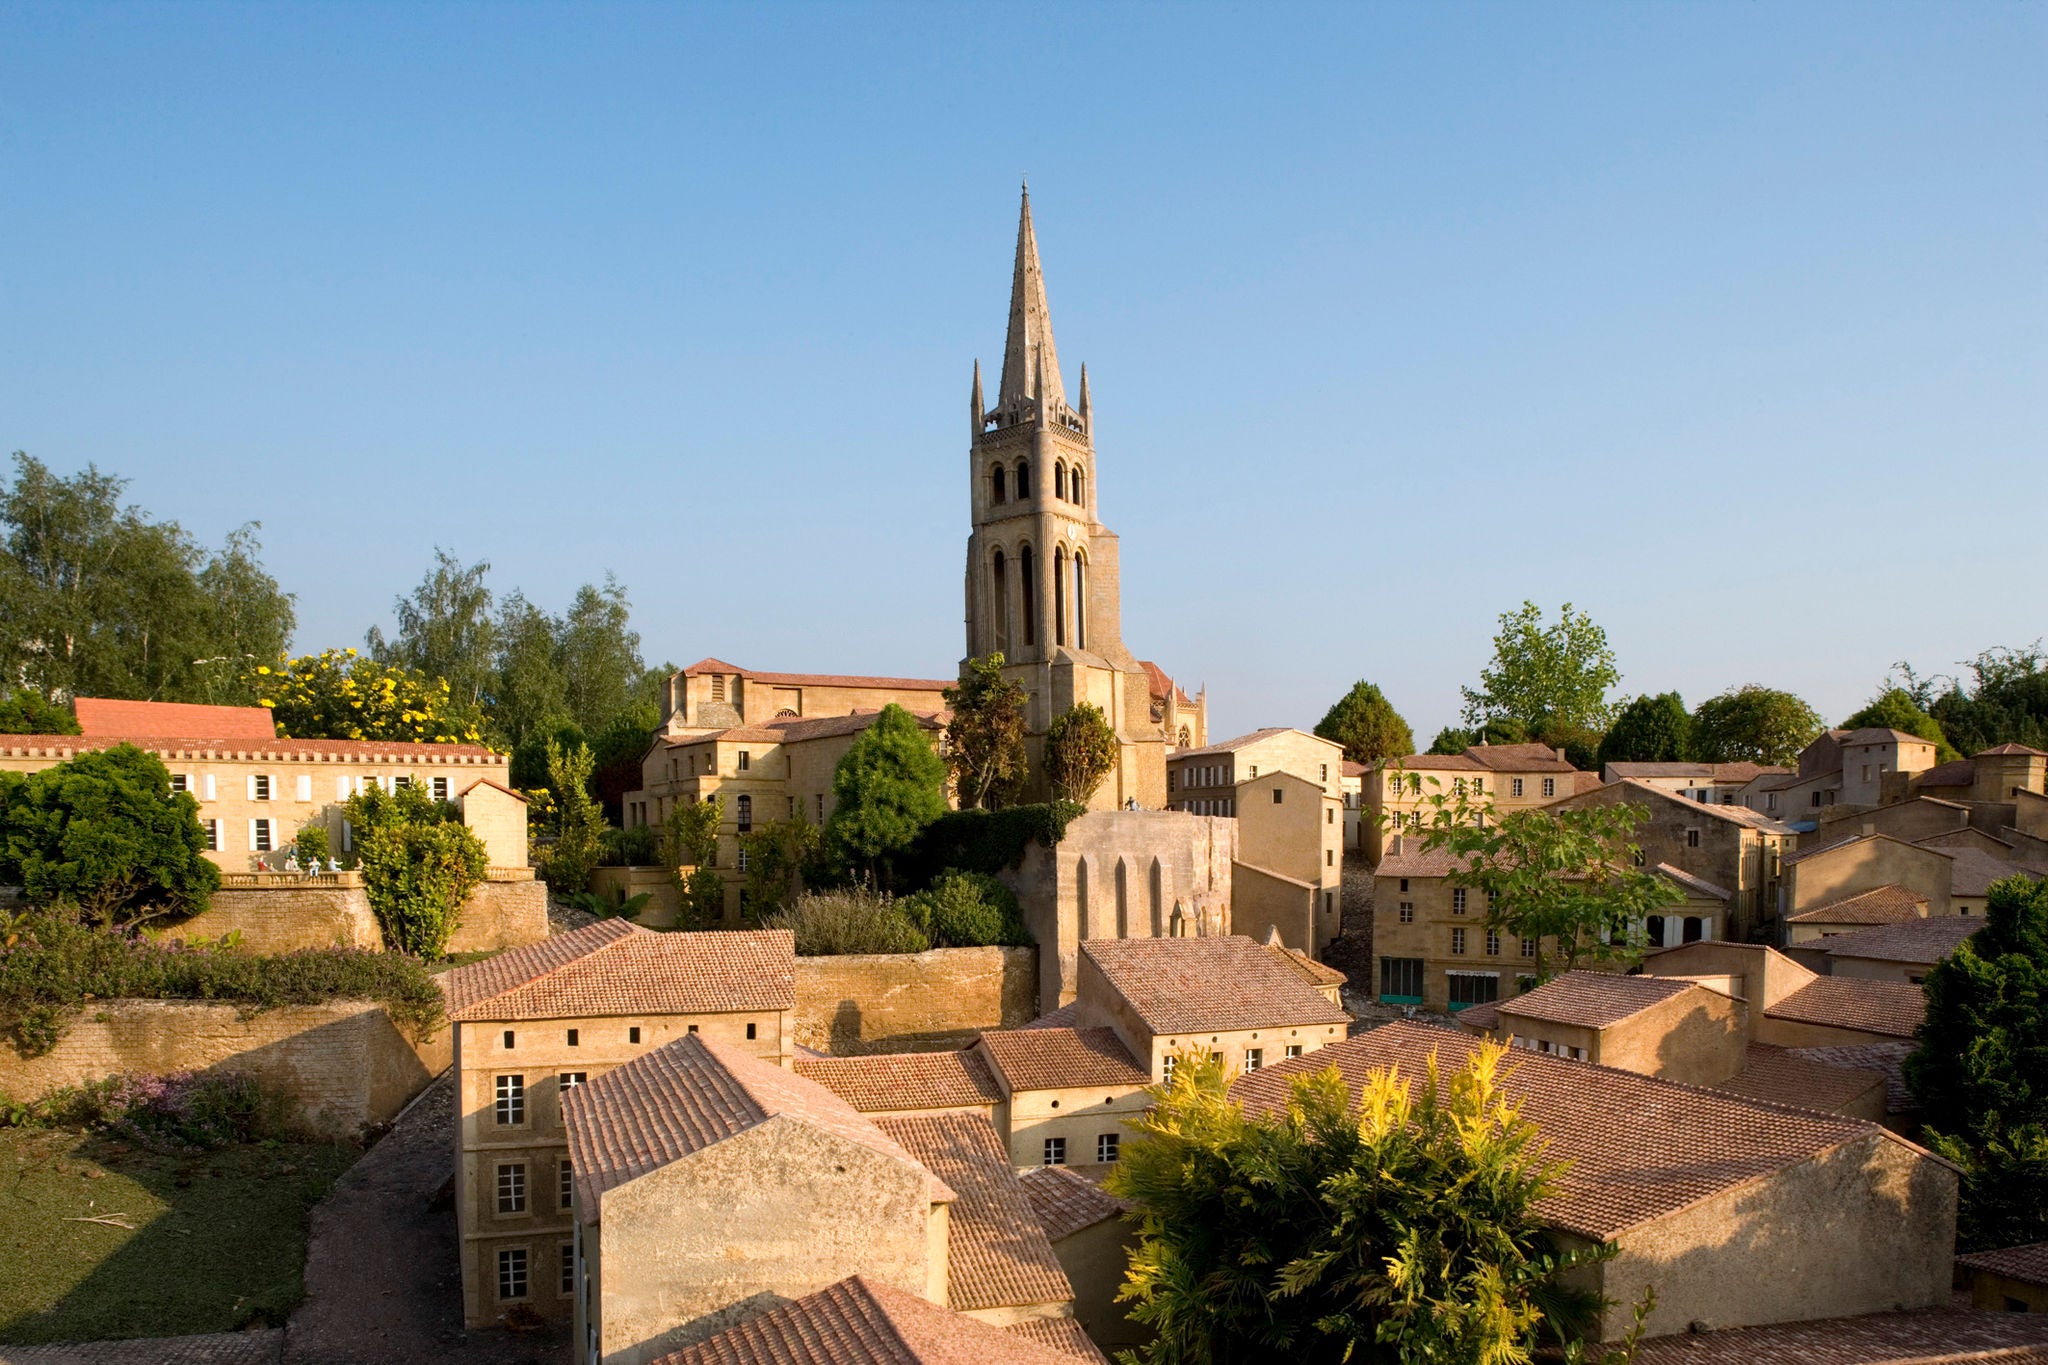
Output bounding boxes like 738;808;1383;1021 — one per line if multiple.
254;648;483;744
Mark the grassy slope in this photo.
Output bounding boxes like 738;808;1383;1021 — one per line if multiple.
0;1128;356;1344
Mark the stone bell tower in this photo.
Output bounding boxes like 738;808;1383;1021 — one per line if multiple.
962;187;1166;809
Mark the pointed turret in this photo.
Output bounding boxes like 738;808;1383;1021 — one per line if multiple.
1078;362;1090;423
997;184;1064;412
970;359;984;436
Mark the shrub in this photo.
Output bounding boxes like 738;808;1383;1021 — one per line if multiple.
0;744;220;925
5;1070;286;1150
763;887;929;956
901;870;1029;948
344;781;488;957
680;867;727;929
536;739;606;894
293;823;330;867
897;801;1085;888
0;912;444;1057
1044;702;1119;805
825;705;949;886
600;823;660;867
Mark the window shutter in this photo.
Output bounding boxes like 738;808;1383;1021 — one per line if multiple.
296;775;312;802
336;775;350;801
248;819;258;850
203;774;217;802
247;775;257;801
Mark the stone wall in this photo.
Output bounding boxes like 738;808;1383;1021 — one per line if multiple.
0;998;450;1138
446;873;548;953
164;872;547;956
792;946;1037;1053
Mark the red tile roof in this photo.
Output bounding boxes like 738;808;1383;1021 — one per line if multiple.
439;921;795;1021
874;1114;1073;1312
1787;1041;1916;1113
1232;1021;1893;1241
1787;885;1930;926
975;1028;1151;1093
72;697;278;740
1960;1242;2048;1289
1713;1043;1887;1114
1372;843;1475;879
1004;1318;1110;1363
562;1035;948;1217
1764;977;1926;1039
1498;972;1702;1030
0;734;500;760
1979;743;2048;758
1631;1307;2048;1364
1080;936;1352;1036
681;658;953;692
1018;1165;1129;1241
1818;916;1981;966
794;1050;1005;1114
650;1275;1096;1365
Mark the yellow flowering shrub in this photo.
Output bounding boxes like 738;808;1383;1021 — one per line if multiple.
254;649;485;745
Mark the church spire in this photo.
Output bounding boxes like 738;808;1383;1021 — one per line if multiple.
997;183;1064;412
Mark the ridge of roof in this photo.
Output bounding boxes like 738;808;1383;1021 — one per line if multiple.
794;1049;1005;1113
680;657;954;692
1498;971;1701;1030
1171;726;1329;759
1018;1165;1129;1240
975;1027;1151;1092
439;922;795;1021
1763;976;1926;1039
0;734;501;759
1785;884;1930;926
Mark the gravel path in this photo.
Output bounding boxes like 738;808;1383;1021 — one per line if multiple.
285;1074;565;1365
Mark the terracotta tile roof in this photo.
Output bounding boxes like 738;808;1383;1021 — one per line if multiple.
0;734;500;760
1764;977;1926;1039
1980;743;2048;758
1604;762;1712;779
650;1275;1093;1365
1341;760;1368;778
439;922;795;1021
1785;831;1896;866
1713;1043;1887;1114
1960;1242;2048;1288
1788;884;1931;926
1003;1317;1111;1363
1787;1041;1916;1113
72;697;279;740
1843;727;1937;747
1574;779;1794;832
1232;1021;1887;1241
1948;847;2039;898
1819;916;1981;966
1498;972;1701;1030
874;1114;1073;1312
1574;771;1606;793
976;1027;1151;1093
1080;936;1352;1035
1455;999;1502;1031
1272;945;1347;989
1631;1307;2048;1364
1171;726;1331;760
1018;1164;1129;1241
563;1035;949;1219
794;1049;1004;1113
1372;843;1474;878
459;777;528;803
1388;753;1485;772
667;710;946;749
1915;759;1978;788
1021;1002;1080;1030
1654;862;1732;901
680;659;954;692
1465;742;1578;773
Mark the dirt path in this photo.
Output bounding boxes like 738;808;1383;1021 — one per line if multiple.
285;1075;564;1365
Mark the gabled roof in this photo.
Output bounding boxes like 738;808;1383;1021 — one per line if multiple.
1763;977;1926;1039
1631;1305;2048;1363
1842;727;1937;747
1959;1242;2048;1289
562;1035;949;1217
1341;760;1368;778
72;697;279;740
1784;831;1935;867
667;709;946;750
1818;915;1981;966
1605;762;1713;779
1786;884;1929;926
438;921;795;1021
1570;779;1795;833
1787;1041;1916;1113
1464;742;1578;774
649;1275;1098;1365
1171;726;1332;760
1655;863;1733;901
680;657;953;692
1080;936;1351;1035
1018;1165;1128;1241
1712;1043;1887;1114
1914;759;1977;788
1232;1021;1891;1242
1948;847;2040;898
874;1114;1073;1313
975;1027;1150;1093
794;1049;1005;1113
459;777;528;803
1136;661;1196;708
1498;971;1705;1030
1979;743;2048;758
1373;843;1475;879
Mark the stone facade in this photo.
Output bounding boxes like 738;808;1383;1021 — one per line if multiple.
1366;742;1586;862
0;998;447;1139
165;871;546;955
793;946;1038;1053
1553;779;1793;940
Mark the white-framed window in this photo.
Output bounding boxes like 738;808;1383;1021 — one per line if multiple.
737;848;750;872
1398;902;1414;924
250;818;274;853
393;775;413;790
169;774;189;794
496;1162;527;1214
432;776;451;800
1453;777;1466;796
1098;1133;1120;1163
1161;1056;1176;1085
737;751;751;772
1042;1137;1066;1167
1284;1045;1303;1059
1452;889;1467;915
1521;937;1537;958
335;775;351;801
1511;778;1524;797
1451;928;1467;955
1245;1048;1263;1071
250;774;272;801
1472;777;1484;794
559;1072;586;1093
203;819;220;851
1541;778;1555;797
497;1247;528;1301
1686;828;1701;848
1485;930;1501;956
495;1075;525;1126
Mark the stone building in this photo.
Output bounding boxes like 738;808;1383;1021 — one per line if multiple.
1789;915;1983;986
1017;1167;1137;1352
1340;760;1365;850
1601;760;1788;805
1958;1244;2048;1314
436;921;796;1329
0;696;514;872
1365;741;1592;862
1235;1022;1959;1342
960;188;1205;809
1640;940;1925;1049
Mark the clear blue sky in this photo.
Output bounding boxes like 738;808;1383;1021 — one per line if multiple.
5;3;2043;743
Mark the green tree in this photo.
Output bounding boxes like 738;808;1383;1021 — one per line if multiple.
343;781;488;957
680;867;728;928
1843;687;1960;763
535;739;607;895
943;654;1029;809
258;648;483;744
1690;686;1823;767
900;869;1029;948
0;690;80;735
0;745;220;925
1595;692;1693;769
741;813;824;918
1313;681;1415;766
0;453;296;705
554;576;645;737
661;795;724;868
1905;875;2048;1249
1407;782;1678;976
1044;702;1119;804
826;705;949;887
491;592;572;747
1921;644;2048;755
1427;726;1475;755
1108;1045;1636;1365
365;549;498;714
1461;601;1620;735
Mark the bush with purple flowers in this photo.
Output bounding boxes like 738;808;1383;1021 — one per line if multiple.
9;1070;282;1150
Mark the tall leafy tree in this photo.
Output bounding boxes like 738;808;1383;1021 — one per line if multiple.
554;575;644;737
535;738;606;895
0;690;80;735
1314;681;1415;766
1427;726;1475;756
943;654;1029;809
343;780;488;958
825;705;948;887
491;591;572;746
1595;692;1693;769
366;549;497;713
1461;601;1620;735
1923;644;2048;755
1690;686;1823;767
1108;1047;1635;1365
1842;687;1959;762
258;648;483;744
1906;875;2048;1250
1044;701;1119;804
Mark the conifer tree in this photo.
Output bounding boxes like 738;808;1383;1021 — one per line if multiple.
826;705;948;888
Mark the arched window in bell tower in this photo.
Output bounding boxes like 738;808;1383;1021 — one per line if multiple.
1016;459;1032;499
1019;544;1037;646
1072;550;1088;650
1053;545;1068;647
991;465;1006;505
1072;467;1085;509
1054;462;1067;501
991;550;1010;655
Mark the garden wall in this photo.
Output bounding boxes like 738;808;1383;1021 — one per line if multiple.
164;871;547;955
0;999;449;1139
445;872;549;953
793;945;1037;1054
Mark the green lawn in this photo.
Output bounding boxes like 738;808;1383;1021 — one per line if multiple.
0;1127;357;1344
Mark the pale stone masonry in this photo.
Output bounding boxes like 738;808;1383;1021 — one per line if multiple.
1365;741;1593;862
